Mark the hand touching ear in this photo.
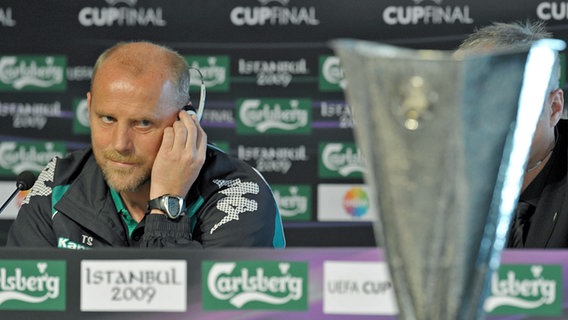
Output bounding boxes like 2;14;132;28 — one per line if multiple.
150;111;207;199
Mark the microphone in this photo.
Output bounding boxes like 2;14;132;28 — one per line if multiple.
0;170;37;215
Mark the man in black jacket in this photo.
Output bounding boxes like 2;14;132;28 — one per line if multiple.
459;21;567;247
7;41;286;249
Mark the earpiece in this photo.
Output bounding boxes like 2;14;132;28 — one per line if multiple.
183;105;198;118
185;109;197;117
185;67;206;122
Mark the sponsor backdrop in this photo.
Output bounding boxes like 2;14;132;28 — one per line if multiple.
1;1;568;244
0;247;566;319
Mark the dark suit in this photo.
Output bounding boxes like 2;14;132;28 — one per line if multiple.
520;120;568;248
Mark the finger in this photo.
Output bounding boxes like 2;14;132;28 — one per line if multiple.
178;110;194;127
177;111;197;144
183;112;203;149
171;120;188;150
160;127;174;151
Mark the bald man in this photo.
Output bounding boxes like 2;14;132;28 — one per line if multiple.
7;41;286;249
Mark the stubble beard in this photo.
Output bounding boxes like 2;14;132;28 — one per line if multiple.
96;150;151;193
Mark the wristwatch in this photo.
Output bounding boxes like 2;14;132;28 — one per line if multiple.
147;195;186;219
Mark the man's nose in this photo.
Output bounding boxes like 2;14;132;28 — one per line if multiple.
112;123;133;152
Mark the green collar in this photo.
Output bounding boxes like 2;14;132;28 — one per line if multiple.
110;188;138;237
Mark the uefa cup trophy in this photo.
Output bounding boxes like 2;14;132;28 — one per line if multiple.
331;39;565;320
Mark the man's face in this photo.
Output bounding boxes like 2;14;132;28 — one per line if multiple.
528;91;558;166
87;64;180;192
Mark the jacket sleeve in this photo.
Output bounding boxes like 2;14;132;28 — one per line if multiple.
139;175;286;248
195;176;285;248
138;214;202;248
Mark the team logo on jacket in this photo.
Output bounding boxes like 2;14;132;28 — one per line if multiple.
57;236;92;250
211;178;259;234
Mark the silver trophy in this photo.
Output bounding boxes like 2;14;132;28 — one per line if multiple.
331;39;565;320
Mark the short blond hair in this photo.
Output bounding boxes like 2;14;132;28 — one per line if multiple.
91;41;190;107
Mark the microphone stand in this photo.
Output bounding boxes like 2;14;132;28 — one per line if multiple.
0;189;19;214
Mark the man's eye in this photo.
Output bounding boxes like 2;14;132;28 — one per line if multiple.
101;116;114;123
138;120;151;128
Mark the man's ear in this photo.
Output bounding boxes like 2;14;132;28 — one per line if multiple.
87;91;92;113
549;88;564;126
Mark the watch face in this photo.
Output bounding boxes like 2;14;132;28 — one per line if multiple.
166;197;181;217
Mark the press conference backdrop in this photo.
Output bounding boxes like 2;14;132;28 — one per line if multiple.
1;0;568;245
0;247;567;319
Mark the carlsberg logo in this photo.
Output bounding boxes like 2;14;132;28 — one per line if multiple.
237;98;311;134
272;185;311;221
319;142;365;178
0;260;66;310
484;264;562;316
319;55;346;92
185;55;230;92
0;55;66;91
202;261;308;310
0;141;66;176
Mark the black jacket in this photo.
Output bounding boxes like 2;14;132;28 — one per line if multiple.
518;120;568;247
6;145;286;249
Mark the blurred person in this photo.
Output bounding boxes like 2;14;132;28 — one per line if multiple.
458;21;566;247
6;41;285;248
